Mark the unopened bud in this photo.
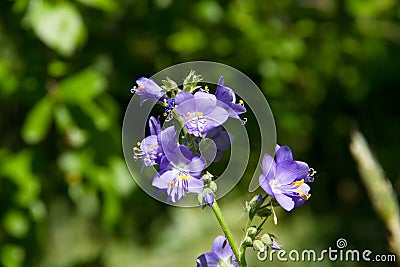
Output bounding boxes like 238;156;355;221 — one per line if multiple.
246;227;257;238
253;240;266;253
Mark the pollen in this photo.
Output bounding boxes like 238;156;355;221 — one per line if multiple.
133;147;139;151
170;181;175;189
163;112;167;116
239;100;244;105
158;153;163;156
298;188;311;200
139;85;145;90
137;141;141;146
196;112;203;117
293;179;304;187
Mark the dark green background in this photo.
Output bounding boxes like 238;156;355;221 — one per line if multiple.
0;0;399;266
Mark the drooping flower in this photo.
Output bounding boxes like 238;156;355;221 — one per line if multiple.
215;77;246;121
131;77;165;105
196;236;238;267
133;117;163;170
175;91;229;137
259;145;314;211
152;127;205;203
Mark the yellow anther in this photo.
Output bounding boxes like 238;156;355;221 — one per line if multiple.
139;85;145;90
149;149;154;153
137;142;141;146
298;188;311;200
163;112;167;116
163;99;168;107
239;100;244;105
133;147;139;151
158;153;163;156
170;181;175;189
309;168;317;176
293;179;304;187
197;112;203;117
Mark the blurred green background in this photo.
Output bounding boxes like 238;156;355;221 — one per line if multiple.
1;0;399;266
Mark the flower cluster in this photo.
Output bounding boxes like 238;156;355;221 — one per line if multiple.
132;71;246;203
131;71;315;266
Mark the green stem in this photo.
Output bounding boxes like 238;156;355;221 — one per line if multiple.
211;200;244;266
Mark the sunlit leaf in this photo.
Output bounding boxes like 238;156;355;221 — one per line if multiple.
1;151;41;207
58;68;107;104
24;1;87;56
21;96;53;145
3;210;29;238
76;0;120;14
0;244;25;267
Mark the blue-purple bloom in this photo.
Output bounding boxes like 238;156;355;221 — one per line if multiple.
196;236;238;267
131;77;165;105
204;191;215;207
259;145;313;211
175;91;229;137
152;126;205;203
133;117;163;170
215;77;246;121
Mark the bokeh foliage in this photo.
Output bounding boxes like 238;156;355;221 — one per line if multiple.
0;0;399;266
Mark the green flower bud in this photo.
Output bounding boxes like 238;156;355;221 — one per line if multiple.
246;227;258;238
209;181;217;192
242;236;253;247
253;240;266;253
261;234;271;244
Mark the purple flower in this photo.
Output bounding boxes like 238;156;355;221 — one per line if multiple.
215;77;246;120
204;191;215;207
133;117;163;170
204;126;233;162
131;77;165;105
175;91;229;137
270;239;282;250
259;145;313;211
152;127;205;203
196;236;238;267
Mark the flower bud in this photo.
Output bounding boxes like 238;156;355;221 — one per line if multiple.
209;181;217;192
242;236;253;247
261;234;271;244
246;227;257;238
253;240;266;253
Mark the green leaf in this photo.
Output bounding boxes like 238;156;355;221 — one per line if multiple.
0;244;25;267
3;210;29;239
75;0;120;14
1;151;41;207
21;96;53;145
59;68;107;104
24;1;87;57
